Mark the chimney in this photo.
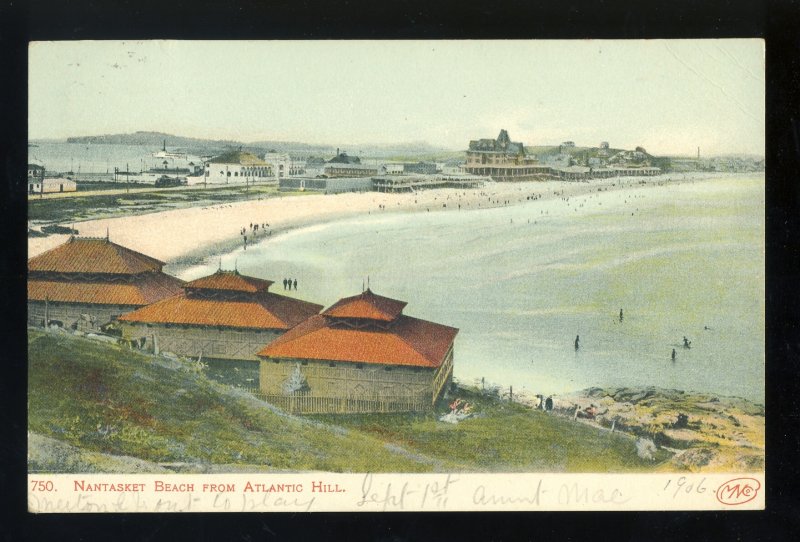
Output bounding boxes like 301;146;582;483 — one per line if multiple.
337;147;340;156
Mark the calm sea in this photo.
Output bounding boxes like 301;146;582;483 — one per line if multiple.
28;142;204;175
170;174;765;402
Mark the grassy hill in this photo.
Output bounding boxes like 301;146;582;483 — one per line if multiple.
28;329;667;473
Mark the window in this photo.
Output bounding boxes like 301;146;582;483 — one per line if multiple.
234;172;238;177
356;363;364;369
328;362;336;368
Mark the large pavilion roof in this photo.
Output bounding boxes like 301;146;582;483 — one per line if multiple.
118;291;323;330
257;313;458;368
28;237;165;275
28;273;185;306
205;151;268;166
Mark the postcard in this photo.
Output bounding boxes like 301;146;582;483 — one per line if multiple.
27;39;764;512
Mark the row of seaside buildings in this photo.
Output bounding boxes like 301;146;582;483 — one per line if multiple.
28;130;661;195
202;131;660;190
28;237;457;414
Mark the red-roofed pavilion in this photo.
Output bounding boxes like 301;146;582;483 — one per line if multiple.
257;289;458;414
118;269;323;362
27;237;185;331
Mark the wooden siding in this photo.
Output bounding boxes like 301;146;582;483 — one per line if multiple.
121;322;280;361
28;300;137;331
248;389;431;414
261;358;433;393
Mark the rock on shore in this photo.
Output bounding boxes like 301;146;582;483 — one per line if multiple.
554;386;764;472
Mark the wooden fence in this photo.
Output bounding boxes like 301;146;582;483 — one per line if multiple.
245;388;431;414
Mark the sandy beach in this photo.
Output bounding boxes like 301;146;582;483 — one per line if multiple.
28;173;724;263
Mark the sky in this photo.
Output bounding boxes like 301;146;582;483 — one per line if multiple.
28;40;765;156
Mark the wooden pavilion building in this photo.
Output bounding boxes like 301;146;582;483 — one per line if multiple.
27;236;185;331
118;269;323;362
257;289;458;414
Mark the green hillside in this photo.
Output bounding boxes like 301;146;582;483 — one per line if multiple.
28;330;666;473
28;330;440;473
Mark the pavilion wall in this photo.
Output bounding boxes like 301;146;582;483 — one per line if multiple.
257;346;454;414
28;300;139;331
120;322;281;362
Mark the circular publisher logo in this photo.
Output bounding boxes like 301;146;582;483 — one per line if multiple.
716;477;761;505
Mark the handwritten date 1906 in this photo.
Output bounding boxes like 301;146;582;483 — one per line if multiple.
663;476;707;499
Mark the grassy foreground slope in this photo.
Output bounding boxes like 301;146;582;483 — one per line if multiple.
28;330;664;473
314;392;670;473
28;330;441;473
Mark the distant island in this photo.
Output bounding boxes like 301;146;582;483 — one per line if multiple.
56;131;453;159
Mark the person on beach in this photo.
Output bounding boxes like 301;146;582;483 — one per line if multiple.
574;335;580;351
293;278;298;290
671;348;677;362
683;336;691;349
545;396;553;412
283;278;288;290
619;309;624;323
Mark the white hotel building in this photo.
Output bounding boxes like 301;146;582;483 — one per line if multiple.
199;151;273;185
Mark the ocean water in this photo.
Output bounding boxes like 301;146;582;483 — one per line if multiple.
171;174;765;402
28;143;204;175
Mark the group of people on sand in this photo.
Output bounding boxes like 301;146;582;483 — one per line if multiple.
240;222;271;250
283;278;298;291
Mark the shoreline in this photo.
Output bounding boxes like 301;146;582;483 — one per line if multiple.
27;171;745;262
26;171;764;411
452;378;764;472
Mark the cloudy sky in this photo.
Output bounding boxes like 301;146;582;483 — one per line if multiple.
29;40;764;156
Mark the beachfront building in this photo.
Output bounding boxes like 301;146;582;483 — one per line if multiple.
26;163;72;194
118;270;323;362
27;237;185;332
257;289;458;414
323;150;377;178
264;152;307;179
553;165;661;181
199;150;273;185
380;163;405;175
463;129;551;181
39;177;77;193
264;151;290;180
372;174;486;193
402;161;438;175
27;163;45;194
279;176;374;193
324;162;378;178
